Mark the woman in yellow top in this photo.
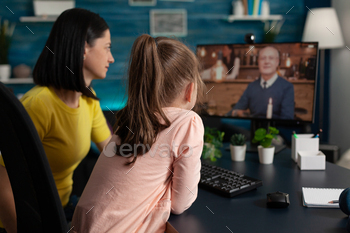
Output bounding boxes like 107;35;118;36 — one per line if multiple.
0;8;114;233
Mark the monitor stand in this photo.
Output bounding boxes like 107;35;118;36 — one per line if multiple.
225;119;286;154
248;120;287;154
225;141;286;154
245;141;286;154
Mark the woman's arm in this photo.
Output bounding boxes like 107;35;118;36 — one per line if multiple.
95;135;112;153
0;165;16;233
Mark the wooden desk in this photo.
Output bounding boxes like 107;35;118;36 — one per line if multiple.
169;145;349;233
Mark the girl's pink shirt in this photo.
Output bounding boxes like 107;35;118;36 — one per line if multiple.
71;107;204;233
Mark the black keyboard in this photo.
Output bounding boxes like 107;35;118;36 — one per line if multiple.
199;162;263;197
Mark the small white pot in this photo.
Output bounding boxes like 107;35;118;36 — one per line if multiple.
0;64;11;82
258;145;275;164
230;144;246;162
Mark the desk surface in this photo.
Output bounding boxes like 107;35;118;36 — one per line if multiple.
169;145;350;233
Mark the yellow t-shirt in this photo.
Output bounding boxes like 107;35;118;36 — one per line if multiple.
0;86;110;221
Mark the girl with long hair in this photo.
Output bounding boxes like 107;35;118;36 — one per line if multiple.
71;34;205;232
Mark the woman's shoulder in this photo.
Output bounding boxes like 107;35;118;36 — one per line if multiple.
20;85;52;106
80;87;100;106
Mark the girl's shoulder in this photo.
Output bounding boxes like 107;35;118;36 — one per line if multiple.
163;106;202;121
163;107;204;135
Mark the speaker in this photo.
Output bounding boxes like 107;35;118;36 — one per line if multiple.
319;144;340;163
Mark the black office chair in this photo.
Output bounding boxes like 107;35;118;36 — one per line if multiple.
0;82;68;233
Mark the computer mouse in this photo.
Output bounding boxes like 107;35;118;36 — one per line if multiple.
266;191;290;208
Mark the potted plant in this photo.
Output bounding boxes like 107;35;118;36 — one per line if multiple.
252;127;279;164
0;19;15;81
202;127;225;162
230;134;247;162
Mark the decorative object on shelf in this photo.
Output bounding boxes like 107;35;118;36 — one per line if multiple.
261;1;270;16
232;0;244;16
150;9;187;37
263;19;285;43
0;19;16;82
33;1;75;16
230;134;247;161
129;0;156;6
302;7;344;140
235;0;265;16
13;64;32;78
253;127;279;164
202;127;225;162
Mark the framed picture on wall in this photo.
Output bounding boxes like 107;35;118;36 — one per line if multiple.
129;0;156;6
150;9;187;37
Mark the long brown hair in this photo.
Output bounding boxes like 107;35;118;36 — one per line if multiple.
114;34;205;165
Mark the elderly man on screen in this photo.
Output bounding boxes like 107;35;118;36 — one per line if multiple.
228;46;294;119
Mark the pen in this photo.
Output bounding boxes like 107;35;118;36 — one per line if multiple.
292;131;298;139
313;129;323;138
328;200;339;204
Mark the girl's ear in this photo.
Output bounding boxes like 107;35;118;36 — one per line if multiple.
185;82;195;103
84;41;90;59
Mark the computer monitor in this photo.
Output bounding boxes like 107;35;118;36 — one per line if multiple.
196;42;318;123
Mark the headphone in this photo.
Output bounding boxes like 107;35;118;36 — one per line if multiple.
339;188;350;232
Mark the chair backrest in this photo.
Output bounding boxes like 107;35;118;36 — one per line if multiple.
0;82;67;233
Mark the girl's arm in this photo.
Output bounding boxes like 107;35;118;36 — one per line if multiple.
171;115;204;215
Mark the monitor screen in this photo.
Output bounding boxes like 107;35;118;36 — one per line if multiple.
196;42;318;123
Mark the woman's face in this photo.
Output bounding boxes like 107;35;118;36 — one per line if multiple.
83;29;114;81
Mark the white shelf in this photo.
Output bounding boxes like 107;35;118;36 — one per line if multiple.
20;16;58;22
2;78;34;84
227;15;283;23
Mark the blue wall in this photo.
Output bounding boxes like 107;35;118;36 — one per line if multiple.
2;0;304;108
1;0;332;141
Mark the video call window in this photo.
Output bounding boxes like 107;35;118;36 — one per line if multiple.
196;42;318;122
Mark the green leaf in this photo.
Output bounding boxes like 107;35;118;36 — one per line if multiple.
255;128;266;136
261;138;272;148
202;127;224;161
254;134;265;141
268;127;279;135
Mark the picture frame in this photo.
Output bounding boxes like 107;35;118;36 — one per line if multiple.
129;0;156;7
150;9;187;37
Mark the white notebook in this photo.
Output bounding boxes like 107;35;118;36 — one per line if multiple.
302;187;344;208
